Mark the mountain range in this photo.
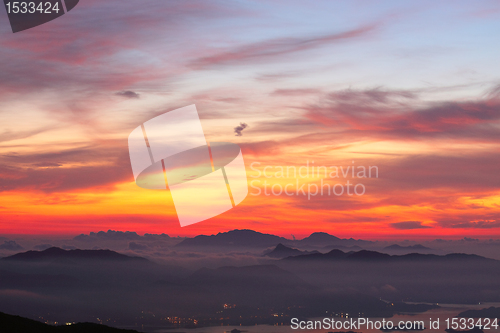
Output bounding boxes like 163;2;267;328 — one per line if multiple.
282;248;493;262
1;243;499;329
175;229;373;248
3;245;491;263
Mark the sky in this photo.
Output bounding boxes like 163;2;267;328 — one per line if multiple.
1;0;500;239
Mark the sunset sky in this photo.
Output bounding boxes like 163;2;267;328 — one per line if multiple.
1;0;500;239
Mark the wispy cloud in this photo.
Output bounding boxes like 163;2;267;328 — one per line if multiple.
0;145;131;193
271;88;322;96
449;221;500;229
391;221;431;230
190;24;378;69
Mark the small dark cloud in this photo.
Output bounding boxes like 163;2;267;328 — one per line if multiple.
129;242;148;251
234;122;248;136
62;245;77;250
391;221;431;230
116;90;140;99
0;240;24;251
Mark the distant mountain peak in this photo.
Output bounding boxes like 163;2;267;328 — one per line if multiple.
305;232;341;240
265;243;308;258
384;244;431;251
176;229;287;248
223;229;260;234
299;232;372;247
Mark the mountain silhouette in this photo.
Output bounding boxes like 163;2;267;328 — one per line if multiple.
298;232;373;247
0;311;138;333
264;243;319;258
284;249;494;262
457;306;500;318
175;229;287;248
384;244;431;251
2;247;147;262
348;250;391;260
175;229;376;249
300;232;341;244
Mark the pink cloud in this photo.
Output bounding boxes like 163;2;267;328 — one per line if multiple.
0;144;131;193
296;87;500;142
190;24;378;69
